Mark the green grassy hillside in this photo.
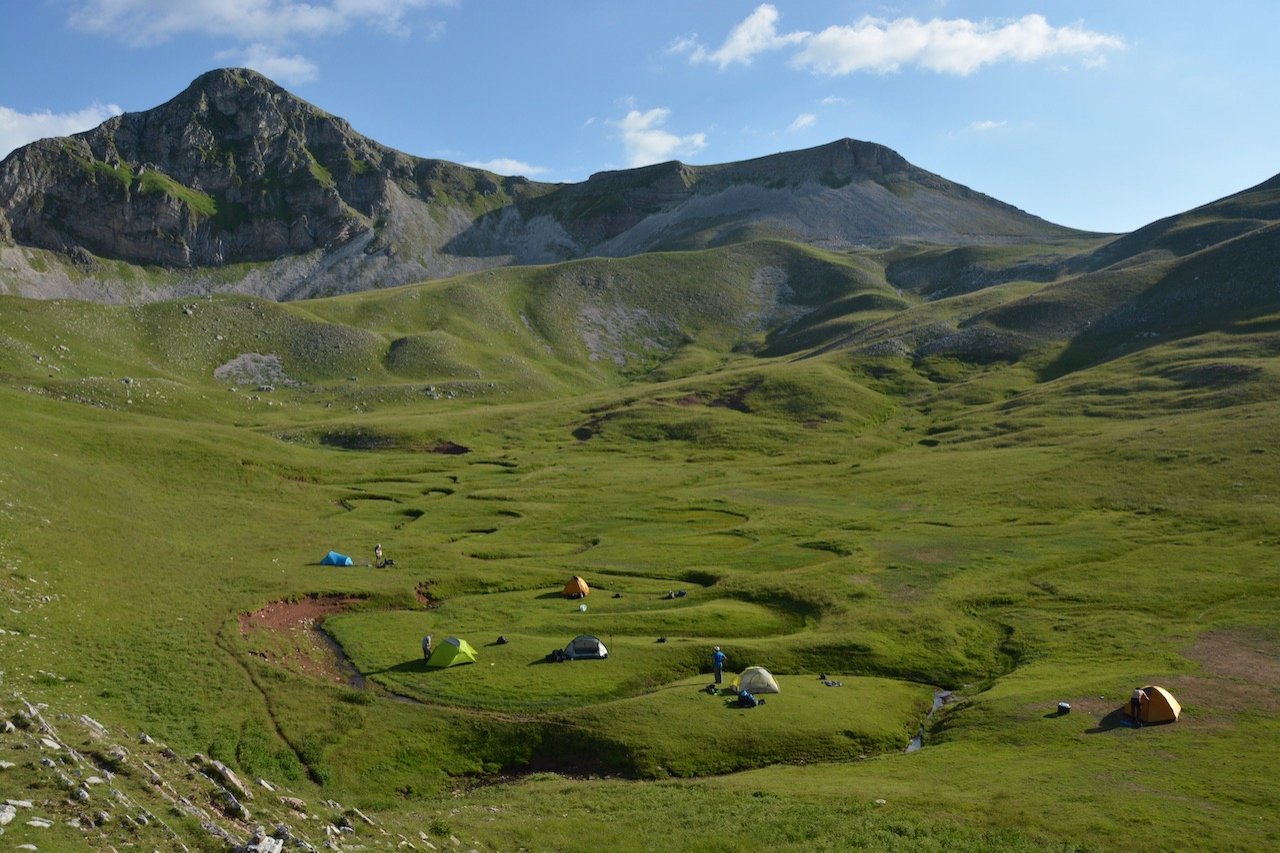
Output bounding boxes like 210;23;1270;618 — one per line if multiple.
2;233;1278;851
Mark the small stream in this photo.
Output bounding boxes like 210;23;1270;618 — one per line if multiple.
314;625;367;689
906;690;952;753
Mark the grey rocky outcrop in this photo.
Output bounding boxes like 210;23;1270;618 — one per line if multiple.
0;69;1080;304
0;68;542;274
1;689;340;850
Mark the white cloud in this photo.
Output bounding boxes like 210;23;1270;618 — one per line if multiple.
214;44;319;85
0;102;123;160
967;119;1007;132
665;34;700;56
792;14;1125;76
820;96;848;105
463;158;548;177
68;0;439;45
611;107;707;167
681;4;808;69
788;113;816;132
682;9;1123;77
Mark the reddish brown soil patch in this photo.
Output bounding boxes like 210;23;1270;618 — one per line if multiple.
239;595;363;685
239;595;361;635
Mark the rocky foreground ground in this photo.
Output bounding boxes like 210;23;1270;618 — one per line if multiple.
0;692;480;851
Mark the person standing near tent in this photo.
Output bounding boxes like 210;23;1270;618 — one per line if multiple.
1131;687;1148;726
422;633;433;661
374;543;385;568
712;646;726;684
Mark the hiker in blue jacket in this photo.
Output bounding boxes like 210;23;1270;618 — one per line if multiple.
712;646;726;684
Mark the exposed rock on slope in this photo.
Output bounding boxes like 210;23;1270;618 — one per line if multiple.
0;68;544;272
485;139;1078;257
1;68;1086;302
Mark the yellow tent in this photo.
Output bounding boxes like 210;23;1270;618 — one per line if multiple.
1123;685;1182;724
562;576;590;598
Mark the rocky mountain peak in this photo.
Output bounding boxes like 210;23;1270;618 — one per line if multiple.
819;137;910;171
89;67;343;174
0;68;407;268
187;66;286;99
1;69;1081;299
159;67;338;144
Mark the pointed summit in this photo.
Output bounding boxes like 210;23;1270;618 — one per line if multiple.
185;66;282;94
0;68;541;270
165;67;330;127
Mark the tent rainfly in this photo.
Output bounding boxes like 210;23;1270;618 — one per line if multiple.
562;635;608;659
1124;685;1182;724
562;576;591;598
320;551;354;566
733;666;781;695
426;636;478;668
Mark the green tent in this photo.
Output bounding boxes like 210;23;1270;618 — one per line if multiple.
426;636;478;668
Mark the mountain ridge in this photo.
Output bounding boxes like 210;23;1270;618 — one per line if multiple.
1;68;1085;302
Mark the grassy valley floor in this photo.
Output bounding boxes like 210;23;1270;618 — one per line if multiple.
1;284;1278;851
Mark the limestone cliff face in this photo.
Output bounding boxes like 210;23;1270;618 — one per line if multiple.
0;69;1084;301
0;68;543;268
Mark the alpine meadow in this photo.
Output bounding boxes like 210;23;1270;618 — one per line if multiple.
0;68;1278;852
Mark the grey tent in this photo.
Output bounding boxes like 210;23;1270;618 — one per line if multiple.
562;635;609;659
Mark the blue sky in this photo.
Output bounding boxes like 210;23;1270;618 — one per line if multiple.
2;1;1277;233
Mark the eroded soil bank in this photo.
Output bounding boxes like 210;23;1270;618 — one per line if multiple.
239;595;364;686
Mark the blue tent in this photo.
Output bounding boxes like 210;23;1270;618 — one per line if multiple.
320;550;354;566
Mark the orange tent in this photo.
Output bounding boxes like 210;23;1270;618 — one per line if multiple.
1123;685;1182;724
562;576;590;598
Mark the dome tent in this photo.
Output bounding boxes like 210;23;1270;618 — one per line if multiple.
319;550;353;566
1123;685;1182;724
562;576;590;598
426;636;478;668
562;635;608;659
733;666;780;695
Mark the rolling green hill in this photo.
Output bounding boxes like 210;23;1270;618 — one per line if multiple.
3;196;1280;850
2;70;1280;850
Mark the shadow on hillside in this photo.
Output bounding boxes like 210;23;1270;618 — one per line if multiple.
1038;228;1280;381
366;659;430;675
1083;708;1131;734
